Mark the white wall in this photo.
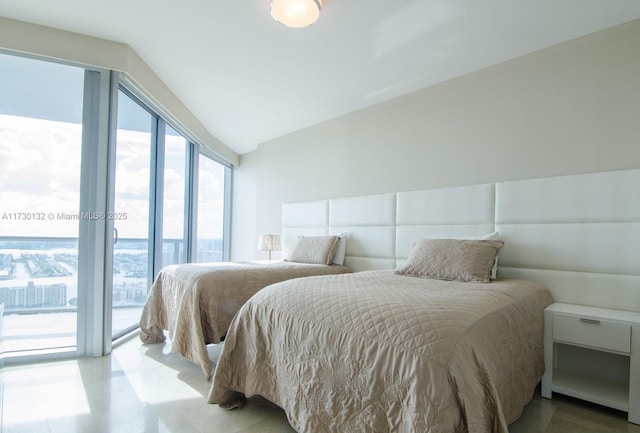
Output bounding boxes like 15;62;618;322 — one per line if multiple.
231;19;640;260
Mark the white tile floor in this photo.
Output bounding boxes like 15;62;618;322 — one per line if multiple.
1;334;295;433
1;333;638;433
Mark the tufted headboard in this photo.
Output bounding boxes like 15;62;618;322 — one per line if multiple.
282;168;640;313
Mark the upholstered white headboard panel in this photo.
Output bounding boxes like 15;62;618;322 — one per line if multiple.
496;169;640;312
282;168;640;313
329;193;396;271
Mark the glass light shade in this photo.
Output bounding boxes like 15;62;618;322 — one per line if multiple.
270;0;322;28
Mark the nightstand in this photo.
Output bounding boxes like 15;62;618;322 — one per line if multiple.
541;303;640;424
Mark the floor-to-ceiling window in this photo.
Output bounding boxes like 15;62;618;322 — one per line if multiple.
111;89;153;338
0;53;84;355
196;151;230;263
162;125;189;267
0;52;231;361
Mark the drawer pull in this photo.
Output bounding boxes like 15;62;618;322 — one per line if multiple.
579;318;601;324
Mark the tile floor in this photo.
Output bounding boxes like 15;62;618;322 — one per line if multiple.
1;333;639;433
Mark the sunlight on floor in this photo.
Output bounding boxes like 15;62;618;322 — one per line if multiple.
2;361;92;425
113;340;204;405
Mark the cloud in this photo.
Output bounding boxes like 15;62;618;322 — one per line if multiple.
0;114;226;240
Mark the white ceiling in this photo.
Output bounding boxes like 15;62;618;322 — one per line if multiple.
1;0;640;154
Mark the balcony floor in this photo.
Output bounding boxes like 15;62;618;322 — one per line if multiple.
1;308;142;353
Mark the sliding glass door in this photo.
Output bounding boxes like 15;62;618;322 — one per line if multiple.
111;90;153;338
109;96;198;337
0;53;85;354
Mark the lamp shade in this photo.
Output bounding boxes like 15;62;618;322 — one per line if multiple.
258;234;281;252
270;0;322;28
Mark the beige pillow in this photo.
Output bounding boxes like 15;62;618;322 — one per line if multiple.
395;238;504;283
286;235;340;265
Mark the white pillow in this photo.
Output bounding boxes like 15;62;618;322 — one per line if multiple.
332;232;348;265
480;231;500;280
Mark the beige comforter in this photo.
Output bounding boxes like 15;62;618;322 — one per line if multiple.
208;270;553;433
139;260;351;379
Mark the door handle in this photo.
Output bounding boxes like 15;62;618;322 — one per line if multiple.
113;227;118;245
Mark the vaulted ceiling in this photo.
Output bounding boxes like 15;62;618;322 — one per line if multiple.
1;0;640;154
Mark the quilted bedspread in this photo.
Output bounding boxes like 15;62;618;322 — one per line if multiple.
139;260;351;379
208;270;553;433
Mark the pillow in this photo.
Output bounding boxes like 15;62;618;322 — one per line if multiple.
480;231;500;280
430;231;501;278
286;235;340;265
394;238;504;283
332;232;348;265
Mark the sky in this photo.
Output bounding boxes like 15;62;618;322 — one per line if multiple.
0;114;82;237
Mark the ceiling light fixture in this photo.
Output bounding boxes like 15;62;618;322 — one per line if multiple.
270;0;322;28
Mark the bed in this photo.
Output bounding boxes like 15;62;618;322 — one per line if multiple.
208;239;553;433
139;247;351;379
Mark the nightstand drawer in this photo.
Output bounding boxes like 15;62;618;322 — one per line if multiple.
553;314;631;354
